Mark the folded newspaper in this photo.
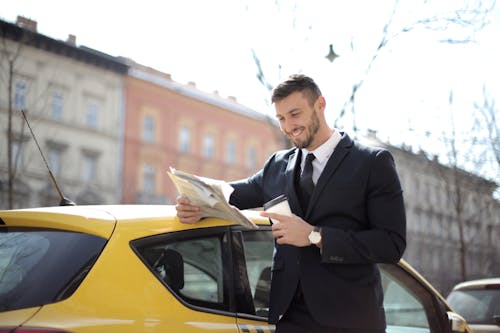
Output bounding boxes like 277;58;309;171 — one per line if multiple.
167;167;257;229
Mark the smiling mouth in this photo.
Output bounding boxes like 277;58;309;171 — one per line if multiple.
290;128;304;137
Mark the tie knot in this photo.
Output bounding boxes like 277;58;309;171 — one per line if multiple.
306;153;315;164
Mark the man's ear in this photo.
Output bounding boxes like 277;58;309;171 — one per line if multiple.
316;96;326;112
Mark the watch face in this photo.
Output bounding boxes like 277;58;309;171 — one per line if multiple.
309;231;321;244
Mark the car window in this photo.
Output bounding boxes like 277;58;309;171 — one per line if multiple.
173;237;224;303
379;264;443;333
0;227;107;312
447;289;500;324
134;230;230;311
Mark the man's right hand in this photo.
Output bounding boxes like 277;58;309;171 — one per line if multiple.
175;196;202;224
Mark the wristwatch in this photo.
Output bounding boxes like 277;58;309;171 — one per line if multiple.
308;227;322;245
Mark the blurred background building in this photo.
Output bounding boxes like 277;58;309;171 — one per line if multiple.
0;16;127;207
360;131;500;293
121;60;282;204
0;16;498;294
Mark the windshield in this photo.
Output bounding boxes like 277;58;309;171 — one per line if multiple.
0;227;107;312
447;289;500;325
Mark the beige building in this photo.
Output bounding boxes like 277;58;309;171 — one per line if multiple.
0;16;127;208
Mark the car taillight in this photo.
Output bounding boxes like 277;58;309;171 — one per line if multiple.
0;328;72;333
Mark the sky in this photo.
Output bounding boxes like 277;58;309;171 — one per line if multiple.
1;0;499;182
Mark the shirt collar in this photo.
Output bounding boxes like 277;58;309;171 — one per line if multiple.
301;129;342;164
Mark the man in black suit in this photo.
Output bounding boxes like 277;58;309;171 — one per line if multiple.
177;74;406;332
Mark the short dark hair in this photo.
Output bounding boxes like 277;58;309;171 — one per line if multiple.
271;74;322;106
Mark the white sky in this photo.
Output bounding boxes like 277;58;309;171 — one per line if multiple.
1;0;499;181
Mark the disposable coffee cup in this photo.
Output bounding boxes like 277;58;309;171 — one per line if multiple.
263;194;292;224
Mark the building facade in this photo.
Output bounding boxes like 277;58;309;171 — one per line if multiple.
0;16;127;208
359;133;500;294
121;60;283;204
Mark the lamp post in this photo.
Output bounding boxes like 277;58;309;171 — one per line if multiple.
325;44;339;63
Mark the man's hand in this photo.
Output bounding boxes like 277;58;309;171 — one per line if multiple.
176;196;202;224
260;211;314;247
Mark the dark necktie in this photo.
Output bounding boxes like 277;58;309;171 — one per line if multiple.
299;153;315;210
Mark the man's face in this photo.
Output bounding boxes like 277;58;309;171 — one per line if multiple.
274;91;322;149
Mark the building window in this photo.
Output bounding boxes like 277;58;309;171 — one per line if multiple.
179;126;191;153
86;101;98;128
14;81;27;110
48;148;62;177
203;134;215;160
246;146;257;169
82;155;97;183
143;164;155;194
51;91;64;120
225;141;236;165
143;115;155;143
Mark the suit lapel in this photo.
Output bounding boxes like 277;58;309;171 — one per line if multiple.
306;134;353;217
284;148;303;216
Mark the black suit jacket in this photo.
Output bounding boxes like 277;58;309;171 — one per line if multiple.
230;133;406;330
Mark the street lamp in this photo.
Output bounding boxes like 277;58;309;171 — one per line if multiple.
325;44;339;63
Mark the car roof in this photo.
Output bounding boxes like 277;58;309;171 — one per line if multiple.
0;205;117;238
0;205;270;239
451;278;500;291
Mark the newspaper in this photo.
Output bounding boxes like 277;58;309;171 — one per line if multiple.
167;167;257;229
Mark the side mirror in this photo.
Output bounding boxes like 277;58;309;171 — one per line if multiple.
447;311;468;333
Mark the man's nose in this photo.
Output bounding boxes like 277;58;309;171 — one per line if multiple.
280;119;292;133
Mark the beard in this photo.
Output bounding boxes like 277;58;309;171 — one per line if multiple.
289;110;320;149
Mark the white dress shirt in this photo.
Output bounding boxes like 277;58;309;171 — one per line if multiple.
300;129;342;185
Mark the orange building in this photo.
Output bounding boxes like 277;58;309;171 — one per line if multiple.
121;61;284;204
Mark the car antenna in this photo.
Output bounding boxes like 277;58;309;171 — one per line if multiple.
20;109;76;206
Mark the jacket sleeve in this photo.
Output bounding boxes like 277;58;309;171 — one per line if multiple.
320;149;406;264
229;170;266;209
229;150;292;210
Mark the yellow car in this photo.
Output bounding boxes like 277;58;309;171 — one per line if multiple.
0;205;470;333
446;278;500;333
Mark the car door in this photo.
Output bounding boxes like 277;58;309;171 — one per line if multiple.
133;227;241;332
231;227;467;333
379;263;467;333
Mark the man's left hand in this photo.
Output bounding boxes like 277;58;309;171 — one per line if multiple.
260;211;314;247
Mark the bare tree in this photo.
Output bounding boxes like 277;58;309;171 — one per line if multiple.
1;19;65;209
335;0;496;130
431;89;499;283
249;0;496;131
473;85;500;182
1;25;27;209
